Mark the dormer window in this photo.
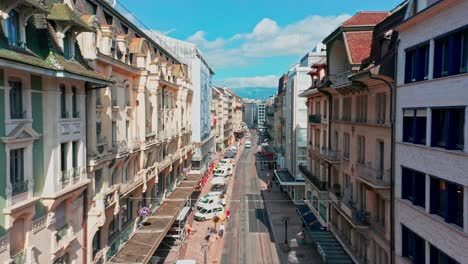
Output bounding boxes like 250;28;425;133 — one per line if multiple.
104;11;113;25
86;0;97;15
111;39;116;58
7;10;20;46
63;31;73;59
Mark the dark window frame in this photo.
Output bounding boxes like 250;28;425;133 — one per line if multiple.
401;167;426;208
405;43;430;83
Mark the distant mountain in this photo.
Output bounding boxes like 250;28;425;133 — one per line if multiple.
229;87;277;100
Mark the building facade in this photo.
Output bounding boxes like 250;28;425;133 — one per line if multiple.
394;1;468;263
257;103;266;128
211;88;224;151
0;1;110;263
243;102;257;129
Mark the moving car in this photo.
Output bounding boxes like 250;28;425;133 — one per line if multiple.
245;141;251;148
194;204;225;221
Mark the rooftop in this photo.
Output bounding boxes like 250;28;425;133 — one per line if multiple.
342;11;389;26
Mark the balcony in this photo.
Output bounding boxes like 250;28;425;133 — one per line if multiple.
60;111;69;119
72;111;80;118
334;70;352;87
356;162;390;189
308;114;322;124
350;206;371;227
12;180;28;196
310;146;341;163
298;165;327;191
112;140;129;156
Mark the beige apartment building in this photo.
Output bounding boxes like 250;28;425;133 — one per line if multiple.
314;8;406;263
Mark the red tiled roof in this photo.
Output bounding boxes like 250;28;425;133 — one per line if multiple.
342;11;389;26
344;31;373;64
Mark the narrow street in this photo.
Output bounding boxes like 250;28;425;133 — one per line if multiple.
221;133;280;264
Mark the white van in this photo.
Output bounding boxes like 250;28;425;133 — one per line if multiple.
214;167;232;177
194;204;225;221
245;141;251;148
197;196;221;210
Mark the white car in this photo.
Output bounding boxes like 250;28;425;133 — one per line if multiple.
245;141;251;148
194;204;225;221
202;191;222;199
218;158;235;166
214;167;232;177
229;146;238;153
197;196;221;210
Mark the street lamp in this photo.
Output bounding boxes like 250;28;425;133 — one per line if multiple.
282;217;289;245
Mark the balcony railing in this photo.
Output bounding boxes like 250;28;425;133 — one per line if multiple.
351;206;371;226
59;170;71;188
334;70;352;87
61;111;69;119
310;146;341;163
298;164;327;191
12;180;28;196
72;111;80;118
308;114;322;124
112;140;129;154
11;110;27;119
356;162;390;188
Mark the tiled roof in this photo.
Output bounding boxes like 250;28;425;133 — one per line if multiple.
344;31;373;64
342;11;389;26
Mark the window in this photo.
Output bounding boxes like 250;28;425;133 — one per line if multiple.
86;0;97;15
430;176;464;228
6;10;20;45
96;122;102;139
403;109;427;145
60;143;67;173
431;108;464;150
355;95;368;122
376;93;386;124
402;225;425;264
121;24;129;34
112;121;117;146
434;28;468;78
72;141;78;169
72;87;78;118
401;167;426;208
104;11;113;25
10;148;25;195
376;195;385;228
357;136;365;164
126;121;130;139
315;102;321;115
62;31;72;59
60;85;68;118
95;169;103;193
108;215;119;241
342;97;351;121
430;244;460;264
9;79;23;119
333;99;339;120
405;44;429;83
121;196;133;226
343;133;350;159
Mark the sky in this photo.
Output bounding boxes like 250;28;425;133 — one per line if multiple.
118;0;404;89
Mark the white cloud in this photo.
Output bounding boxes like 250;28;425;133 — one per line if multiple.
185;14;351;69
214;75;280;88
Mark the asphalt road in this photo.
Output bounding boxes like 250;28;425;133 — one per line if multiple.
221;133;280;264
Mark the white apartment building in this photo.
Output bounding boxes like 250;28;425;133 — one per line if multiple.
257;103;266;128
278;51;325;203
394;1;468;263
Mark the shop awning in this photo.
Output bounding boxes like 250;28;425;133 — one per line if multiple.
109;175;201;264
274;169;305;186
308;231;354;264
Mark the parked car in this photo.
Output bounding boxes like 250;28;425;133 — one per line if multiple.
197;196;221;210
210;184;227;194
201;191;222;199
229;145;238;153
245;141;251;148
218;158;235;166
194;204;225;221
214;167;232;177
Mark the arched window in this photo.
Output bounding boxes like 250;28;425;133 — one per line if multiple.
7;10;20;45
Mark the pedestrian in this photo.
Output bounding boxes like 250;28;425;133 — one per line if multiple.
219;222;225;238
226;209;231;221
205;227;211;242
186;223;191;234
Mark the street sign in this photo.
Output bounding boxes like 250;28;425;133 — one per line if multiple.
138;207;151;217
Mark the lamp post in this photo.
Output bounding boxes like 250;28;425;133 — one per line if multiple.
282;217;289;245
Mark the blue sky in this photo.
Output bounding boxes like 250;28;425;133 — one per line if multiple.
119;0;404;88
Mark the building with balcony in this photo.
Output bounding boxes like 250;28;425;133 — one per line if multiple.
72;0;194;262
275;74;287;168
153;34;215;177
257;103;266;128
318;8;406;263
279;50;325;203
0;1;110;263
243;102;257;129
211;87;224;151
394;1;468;263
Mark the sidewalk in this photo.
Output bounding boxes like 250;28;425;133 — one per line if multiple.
256;166;324;264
